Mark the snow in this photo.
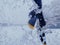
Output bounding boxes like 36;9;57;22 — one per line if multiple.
0;0;60;45
46;29;60;45
0;26;60;45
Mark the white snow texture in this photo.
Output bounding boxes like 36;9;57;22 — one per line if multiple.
0;0;60;45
